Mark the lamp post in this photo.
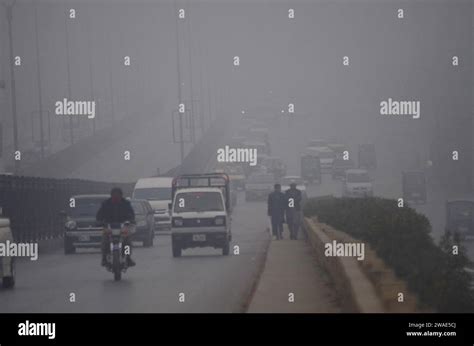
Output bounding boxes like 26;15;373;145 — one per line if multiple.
3;0;18;173
34;4;45;159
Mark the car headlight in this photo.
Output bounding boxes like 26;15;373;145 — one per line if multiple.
173;218;183;227
214;216;226;226
65;220;77;229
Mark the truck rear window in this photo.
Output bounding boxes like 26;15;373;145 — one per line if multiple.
174;192;224;212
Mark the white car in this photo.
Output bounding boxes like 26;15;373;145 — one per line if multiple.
133;177;173;232
0;217;16;288
342;169;373;197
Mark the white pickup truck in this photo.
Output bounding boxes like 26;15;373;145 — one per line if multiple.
170;173;232;257
0;217;16;288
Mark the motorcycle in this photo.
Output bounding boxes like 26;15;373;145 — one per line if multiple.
103;222;133;281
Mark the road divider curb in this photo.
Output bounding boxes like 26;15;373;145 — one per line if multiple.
304;217;384;312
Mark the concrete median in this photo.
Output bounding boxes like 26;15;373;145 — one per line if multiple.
304;217;424;313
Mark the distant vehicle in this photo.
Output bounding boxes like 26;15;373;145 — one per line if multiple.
281;175;308;200
249;127;270;141
402;171;427;204
327;143;347;158
445;199;474;239
358;144;377;169
242;139;271;156
133;177;173;232
261;156;286;179
332;158;355;180
306;146;336;173
230;174;246;192
0;217;15;288
306;139;328;148
300;154;321;184
245;173;274;201
62;194;109;254
229;180;238;208
170;173;232;257
342;169;373;198
130;199;155;247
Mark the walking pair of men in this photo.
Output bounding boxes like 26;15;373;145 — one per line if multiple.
267;183;303;240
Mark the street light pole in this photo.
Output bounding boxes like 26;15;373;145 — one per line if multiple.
174;0;184;163
4;0;19;173
64;7;74;145
186;3;195;144
34;4;45;159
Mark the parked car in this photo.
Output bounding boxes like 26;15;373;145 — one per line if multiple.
0;217;15;288
62;194;108;254
130;199;155;247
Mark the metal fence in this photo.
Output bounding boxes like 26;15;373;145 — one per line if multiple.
0;175;134;242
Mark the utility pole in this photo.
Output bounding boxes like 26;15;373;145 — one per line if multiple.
198;43;205;132
64;6;74;145
5;0;19;173
186;2;195;143
174;0;184;163
86;7;96;134
34;4;45;159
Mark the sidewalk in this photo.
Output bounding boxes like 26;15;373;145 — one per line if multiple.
247;230;341;313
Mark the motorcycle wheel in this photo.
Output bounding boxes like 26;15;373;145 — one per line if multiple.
112;250;122;281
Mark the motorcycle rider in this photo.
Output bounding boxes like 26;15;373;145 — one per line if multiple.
96;187;136;267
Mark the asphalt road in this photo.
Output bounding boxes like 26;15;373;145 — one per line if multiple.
0;193;269;313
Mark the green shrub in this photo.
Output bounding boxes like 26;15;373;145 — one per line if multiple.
304;196;474;312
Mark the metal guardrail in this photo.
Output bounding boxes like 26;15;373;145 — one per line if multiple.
0;175;134;242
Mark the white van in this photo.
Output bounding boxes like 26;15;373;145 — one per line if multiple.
133;177;173;231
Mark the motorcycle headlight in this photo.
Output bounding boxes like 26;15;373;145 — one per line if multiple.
215;216;225;226
65;220;77;229
173;218;183;227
